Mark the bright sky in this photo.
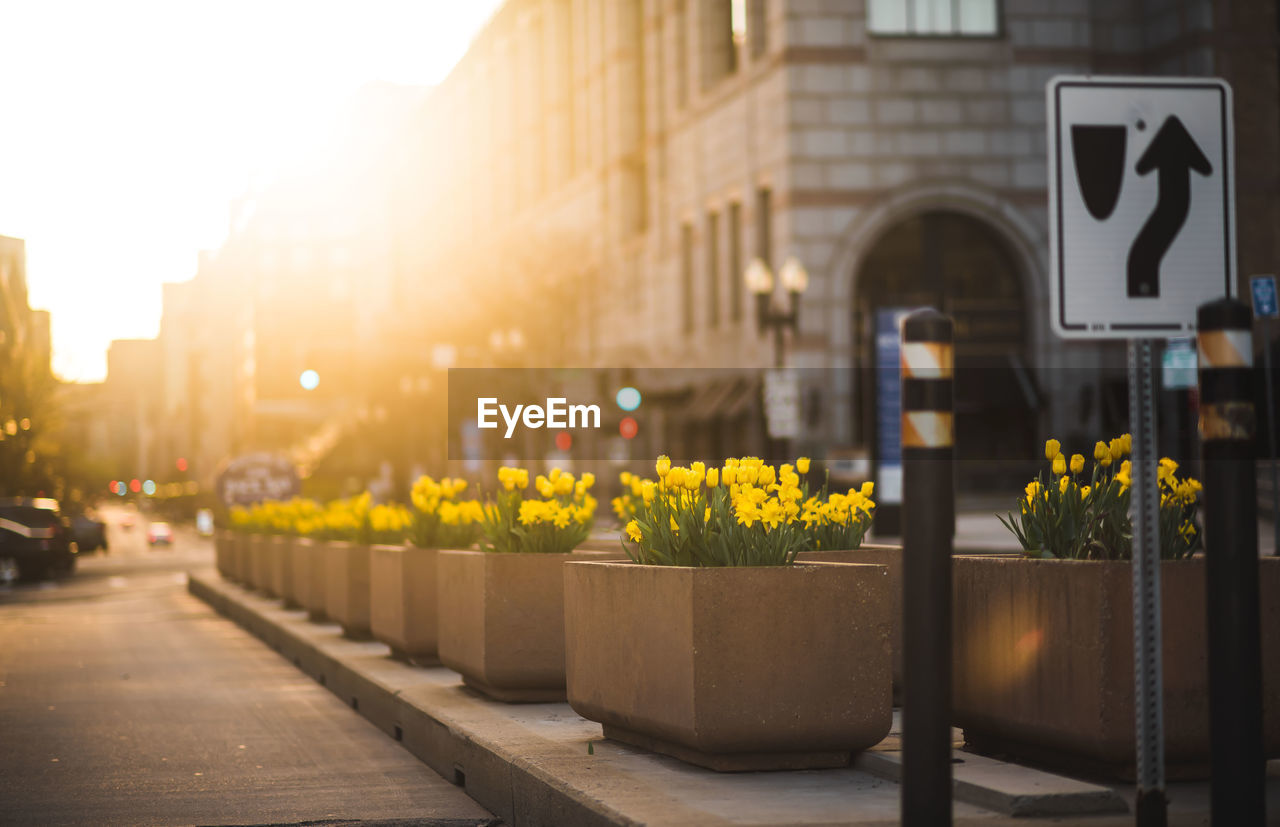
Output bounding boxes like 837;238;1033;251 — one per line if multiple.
0;0;503;382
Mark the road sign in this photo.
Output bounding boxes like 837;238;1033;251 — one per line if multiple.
216;453;300;506
1252;274;1278;318
1048;76;1236;338
874;308;912;506
1161;337;1197;390
762;368;801;440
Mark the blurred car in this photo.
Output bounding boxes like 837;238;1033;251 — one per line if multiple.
147;521;173;546
70;513;109;553
0;498;78;583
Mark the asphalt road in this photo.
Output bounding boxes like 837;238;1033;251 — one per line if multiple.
0;505;497;827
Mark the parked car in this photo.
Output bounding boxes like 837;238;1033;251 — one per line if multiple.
0;498;78;583
70;513;109;553
147;522;173;546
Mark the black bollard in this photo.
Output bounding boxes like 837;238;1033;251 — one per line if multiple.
1197;298;1266;825
900;308;955;827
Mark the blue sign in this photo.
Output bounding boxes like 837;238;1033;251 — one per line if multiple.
1252;275;1278;319
874;308;911;506
1161;337;1197;390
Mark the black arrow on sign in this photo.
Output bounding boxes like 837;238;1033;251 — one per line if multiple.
1126;115;1212;299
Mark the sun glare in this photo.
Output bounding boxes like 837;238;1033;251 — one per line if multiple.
0;0;502;381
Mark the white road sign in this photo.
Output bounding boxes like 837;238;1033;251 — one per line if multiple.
1048;76;1235;339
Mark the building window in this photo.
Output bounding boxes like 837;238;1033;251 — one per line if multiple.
554;0;574;181
868;0;999;36
747;0;766;58
728;202;743;322
702;0;737;90
681;223;695;334
707;211;721;327
755;187;772;267
675;1;689;109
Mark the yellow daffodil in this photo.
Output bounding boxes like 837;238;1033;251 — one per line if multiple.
1094;440;1112;467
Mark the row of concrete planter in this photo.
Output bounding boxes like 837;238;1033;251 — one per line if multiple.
213;531;1279;777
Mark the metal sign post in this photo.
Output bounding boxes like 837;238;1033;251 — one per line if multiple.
1048;75;1239;827
1127;339;1166;826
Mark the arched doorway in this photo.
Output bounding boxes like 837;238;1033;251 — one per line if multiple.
853;211;1039;492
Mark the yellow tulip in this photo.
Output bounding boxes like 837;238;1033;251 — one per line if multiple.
656;455;671;478
1052;453;1066;476
1070;454;1084;474
796;457;810;474
1044;439;1061;461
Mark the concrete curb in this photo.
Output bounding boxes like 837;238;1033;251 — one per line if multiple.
855;751;1127;817
190;571;1130;826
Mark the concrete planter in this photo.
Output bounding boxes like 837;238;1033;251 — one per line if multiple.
289;538;321;619
268;535;293;605
232;532;251;583
798;545;902;688
437;549;623;702
248;533;271;592
260;536;282;598
370;545;440;663
953;556;1280;778
214;530;235;581
325;541;371;638
564;560;893;771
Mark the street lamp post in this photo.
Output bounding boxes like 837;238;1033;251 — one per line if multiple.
745;256;809;367
746;257;809;461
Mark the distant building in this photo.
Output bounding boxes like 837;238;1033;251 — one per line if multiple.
103;338;163;483
408;0;1280;485
0;235;52;376
0;235;59;495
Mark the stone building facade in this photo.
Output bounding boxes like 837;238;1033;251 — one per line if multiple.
409;0;1280;477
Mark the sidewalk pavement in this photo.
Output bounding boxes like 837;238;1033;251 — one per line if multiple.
189;571;1280;826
